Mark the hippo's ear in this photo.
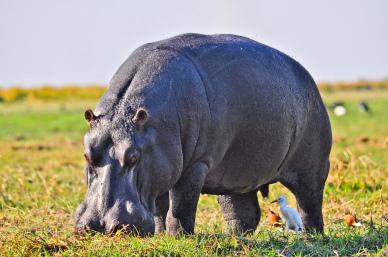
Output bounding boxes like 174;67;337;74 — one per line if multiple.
84;109;97;123
132;108;149;126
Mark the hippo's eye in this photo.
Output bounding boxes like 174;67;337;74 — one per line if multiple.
124;150;140;167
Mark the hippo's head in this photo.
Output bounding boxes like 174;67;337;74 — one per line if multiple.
74;102;182;235
74;46;206;235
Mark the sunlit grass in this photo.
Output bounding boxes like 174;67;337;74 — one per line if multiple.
0;89;387;256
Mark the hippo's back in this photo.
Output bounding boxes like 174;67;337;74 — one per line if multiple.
144;33;314;120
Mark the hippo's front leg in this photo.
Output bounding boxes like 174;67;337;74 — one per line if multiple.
154;192;169;234
166;162;208;235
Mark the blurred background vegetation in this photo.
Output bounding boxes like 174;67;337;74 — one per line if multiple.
0;85;106;102
0;80;387;103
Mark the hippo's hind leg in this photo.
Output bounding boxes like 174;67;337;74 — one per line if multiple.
279;99;331;232
217;191;260;234
280;158;330;232
154;192;169;234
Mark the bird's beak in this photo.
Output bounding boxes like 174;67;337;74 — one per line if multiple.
270;200;278;204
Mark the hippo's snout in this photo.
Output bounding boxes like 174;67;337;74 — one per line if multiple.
75;200;155;236
74;201;105;233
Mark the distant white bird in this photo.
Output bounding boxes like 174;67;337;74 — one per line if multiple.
271;195;304;235
334;105;347;116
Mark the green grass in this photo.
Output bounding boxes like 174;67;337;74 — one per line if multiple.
0;90;387;256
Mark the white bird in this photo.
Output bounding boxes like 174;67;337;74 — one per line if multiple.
271;195;304;235
334;105;347;116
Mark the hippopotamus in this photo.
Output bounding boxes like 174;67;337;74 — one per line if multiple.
75;33;332;235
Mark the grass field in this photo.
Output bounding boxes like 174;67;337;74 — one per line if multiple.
0;89;387;256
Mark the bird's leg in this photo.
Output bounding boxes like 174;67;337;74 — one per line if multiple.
295;225;299;238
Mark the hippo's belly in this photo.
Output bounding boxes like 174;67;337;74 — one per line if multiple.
202;120;294;194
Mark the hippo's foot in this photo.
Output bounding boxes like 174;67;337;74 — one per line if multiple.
279;159;330;233
166;162;208;235
166;214;196;235
217;191;260;235
154;192;169;234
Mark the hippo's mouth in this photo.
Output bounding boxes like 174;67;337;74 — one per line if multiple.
75;160;156;235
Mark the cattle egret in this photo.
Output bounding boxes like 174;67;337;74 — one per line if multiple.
271;195;304;235
345;215;362;227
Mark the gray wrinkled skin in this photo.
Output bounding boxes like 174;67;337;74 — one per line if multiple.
74;33;332;236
